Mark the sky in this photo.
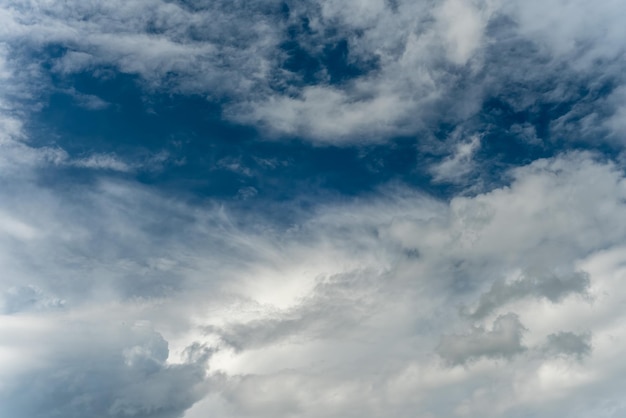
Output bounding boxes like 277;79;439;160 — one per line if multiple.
1;1;626;417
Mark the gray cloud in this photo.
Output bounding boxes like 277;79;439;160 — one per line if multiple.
543;331;592;360
0;285;65;315
206;268;385;352
465;270;590;319
436;313;526;365
0;321;210;418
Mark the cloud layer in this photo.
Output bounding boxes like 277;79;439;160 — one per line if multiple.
2;147;626;417
1;1;626;417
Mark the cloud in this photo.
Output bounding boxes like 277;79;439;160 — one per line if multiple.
436;313;526;365
184;153;626;416
434;0;492;65
0;285;65;315
1;0;625;148
1;2;626;415
430;133;481;184
464;270;590;319
543;331;592;360
71;153;134;172
0;319;210;418
3;127;626;417
63;88;111;110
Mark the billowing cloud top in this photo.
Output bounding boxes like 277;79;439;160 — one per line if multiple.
1;1;626;417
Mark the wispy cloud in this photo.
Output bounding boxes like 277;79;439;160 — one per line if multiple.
430;134;481;184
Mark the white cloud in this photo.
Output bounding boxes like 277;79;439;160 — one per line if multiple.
430;133;481;184
71;153;134;172
434;0;494;65
1;0;624;147
1;150;626;416
62;88;110;110
2;1;626;416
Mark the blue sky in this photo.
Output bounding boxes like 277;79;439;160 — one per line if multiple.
2;1;626;417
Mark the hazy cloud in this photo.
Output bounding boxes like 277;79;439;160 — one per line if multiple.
0;285;65;315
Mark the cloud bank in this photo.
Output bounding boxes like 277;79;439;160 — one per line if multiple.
2;146;626;417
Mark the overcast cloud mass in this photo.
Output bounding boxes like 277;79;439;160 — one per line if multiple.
1;0;626;417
